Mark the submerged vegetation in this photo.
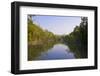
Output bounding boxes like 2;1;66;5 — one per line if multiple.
28;15;88;60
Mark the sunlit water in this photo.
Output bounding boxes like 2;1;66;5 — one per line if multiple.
36;44;75;60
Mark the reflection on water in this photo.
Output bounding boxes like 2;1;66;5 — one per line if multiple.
67;43;88;58
28;42;87;61
37;44;75;60
28;42;75;61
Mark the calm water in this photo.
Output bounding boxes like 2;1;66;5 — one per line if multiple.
37;44;75;60
28;43;75;61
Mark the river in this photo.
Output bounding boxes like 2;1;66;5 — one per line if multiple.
28;43;75;61
37;44;75;60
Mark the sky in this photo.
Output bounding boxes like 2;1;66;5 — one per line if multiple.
31;15;81;35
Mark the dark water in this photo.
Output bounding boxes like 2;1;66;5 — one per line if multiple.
28;43;75;61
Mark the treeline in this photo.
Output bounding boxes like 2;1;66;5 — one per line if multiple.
28;16;57;45
28;16;88;58
63;17;88;58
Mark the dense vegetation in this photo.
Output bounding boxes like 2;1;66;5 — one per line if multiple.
28;16;57;45
63;17;88;58
28;16;88;60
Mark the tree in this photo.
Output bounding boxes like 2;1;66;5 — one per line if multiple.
63;17;88;58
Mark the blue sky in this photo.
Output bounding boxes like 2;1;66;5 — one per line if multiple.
31;15;81;35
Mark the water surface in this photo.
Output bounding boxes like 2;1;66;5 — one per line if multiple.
28;43;75;61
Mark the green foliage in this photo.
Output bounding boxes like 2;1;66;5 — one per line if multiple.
63;17;88;58
28;17;57;45
28;16;88;59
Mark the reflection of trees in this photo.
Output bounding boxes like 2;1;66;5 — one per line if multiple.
28;15;88;60
28;42;57;61
66;44;87;58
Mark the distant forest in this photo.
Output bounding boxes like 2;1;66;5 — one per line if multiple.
28;15;88;58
